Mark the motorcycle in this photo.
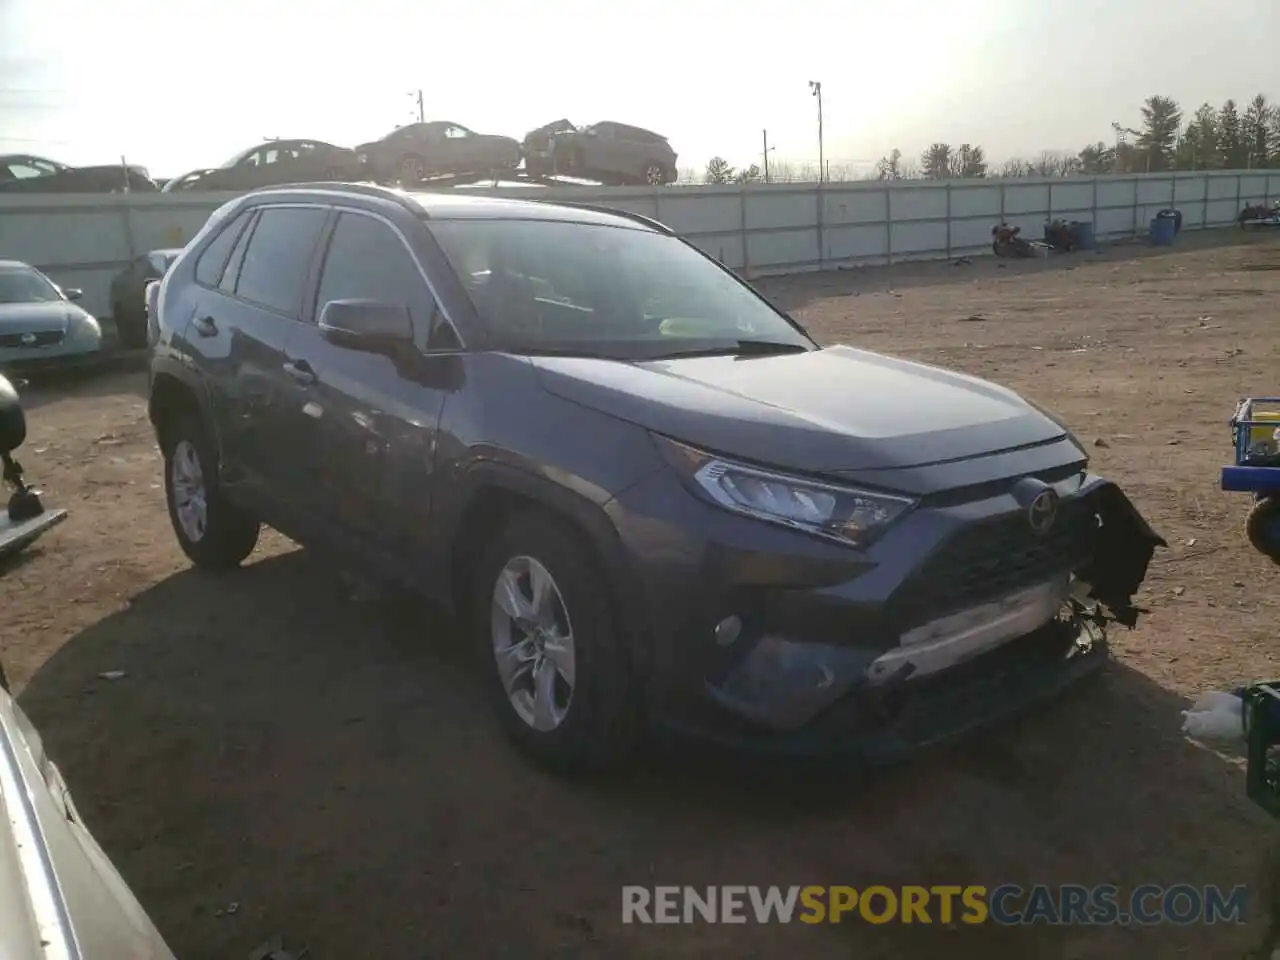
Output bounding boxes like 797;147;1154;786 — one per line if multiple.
0;373;66;563
991;222;1037;258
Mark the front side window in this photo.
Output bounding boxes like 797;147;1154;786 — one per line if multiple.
315;212;457;351
0;265;61;304
233;207;327;315
427;218;812;359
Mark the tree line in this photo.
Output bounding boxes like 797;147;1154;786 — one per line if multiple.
699;93;1279;184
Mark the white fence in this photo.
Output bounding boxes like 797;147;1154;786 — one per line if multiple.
1;170;1276;319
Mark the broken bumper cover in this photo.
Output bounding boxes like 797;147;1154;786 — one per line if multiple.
612;471;1163;760
657;614;1110;760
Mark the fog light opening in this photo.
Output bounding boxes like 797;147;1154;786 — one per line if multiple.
714;615;743;648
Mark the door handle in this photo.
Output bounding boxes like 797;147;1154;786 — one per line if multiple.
282;359;317;386
192;315;217;337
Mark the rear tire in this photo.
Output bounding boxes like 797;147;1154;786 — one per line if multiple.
161;412;259;570
471;512;640;774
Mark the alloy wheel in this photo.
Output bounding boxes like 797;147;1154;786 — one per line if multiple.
171;439;207;543
490;555;576;732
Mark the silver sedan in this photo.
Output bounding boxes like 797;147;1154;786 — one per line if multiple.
0;260;102;370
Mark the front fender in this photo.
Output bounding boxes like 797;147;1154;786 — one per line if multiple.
1076;477;1166;628
443;458;658;671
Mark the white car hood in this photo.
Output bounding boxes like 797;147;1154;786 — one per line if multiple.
0;687;175;959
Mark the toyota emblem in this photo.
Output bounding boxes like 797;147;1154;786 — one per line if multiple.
1027;489;1059;534
20;332;36;346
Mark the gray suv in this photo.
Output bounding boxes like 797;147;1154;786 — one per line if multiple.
147;183;1163;772
522;121;678;185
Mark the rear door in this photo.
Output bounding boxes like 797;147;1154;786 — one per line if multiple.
192;204;328;507
282;208;461;566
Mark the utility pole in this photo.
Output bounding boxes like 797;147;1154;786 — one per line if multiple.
409;89;424;123
808;81;824;183
762;129;776;183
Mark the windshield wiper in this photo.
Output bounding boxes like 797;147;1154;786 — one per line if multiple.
648;340;812;360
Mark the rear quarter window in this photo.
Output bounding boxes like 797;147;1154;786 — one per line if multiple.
194;210;252;287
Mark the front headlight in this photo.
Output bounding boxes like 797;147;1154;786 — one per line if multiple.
653;434;916;548
67;314;101;347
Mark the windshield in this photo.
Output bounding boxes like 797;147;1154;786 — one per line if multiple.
0;266;61;304
220;147;255;168
428;219;813;360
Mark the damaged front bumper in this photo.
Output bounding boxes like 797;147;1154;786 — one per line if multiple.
626;475;1164;759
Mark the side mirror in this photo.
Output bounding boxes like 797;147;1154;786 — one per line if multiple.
318;299;413;354
0;374;26;456
64;288;83;301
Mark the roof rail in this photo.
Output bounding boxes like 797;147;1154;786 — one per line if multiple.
545;200;674;235
245;180;415;208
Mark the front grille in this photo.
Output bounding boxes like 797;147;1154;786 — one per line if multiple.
894;496;1096;625
0;330;64;349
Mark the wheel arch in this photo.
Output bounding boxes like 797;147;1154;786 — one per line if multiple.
446;461;652;672
148;366;216;460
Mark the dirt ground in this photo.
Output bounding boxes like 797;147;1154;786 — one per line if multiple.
3;230;1280;959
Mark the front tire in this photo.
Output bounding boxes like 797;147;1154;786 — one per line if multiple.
161;412;259;570
472;512;639;773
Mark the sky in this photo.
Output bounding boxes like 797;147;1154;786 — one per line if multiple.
1;0;1276;178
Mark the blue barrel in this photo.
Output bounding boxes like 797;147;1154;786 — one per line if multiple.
1149;214;1176;246
1071;221;1096;250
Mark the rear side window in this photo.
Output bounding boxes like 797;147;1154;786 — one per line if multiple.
233;206;327;316
220;212;258;294
194;210;250;286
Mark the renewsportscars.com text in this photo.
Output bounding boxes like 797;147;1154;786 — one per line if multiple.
621;884;1247;926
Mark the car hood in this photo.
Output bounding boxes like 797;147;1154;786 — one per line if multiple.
0;302;85;334
530;345;1069;475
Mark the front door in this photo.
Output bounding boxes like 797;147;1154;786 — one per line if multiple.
282;209;458;569
204;204;328;504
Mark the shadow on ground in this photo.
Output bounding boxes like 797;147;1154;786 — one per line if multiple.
17;549;1275;960
755;227;1277;315
13;362;147;412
